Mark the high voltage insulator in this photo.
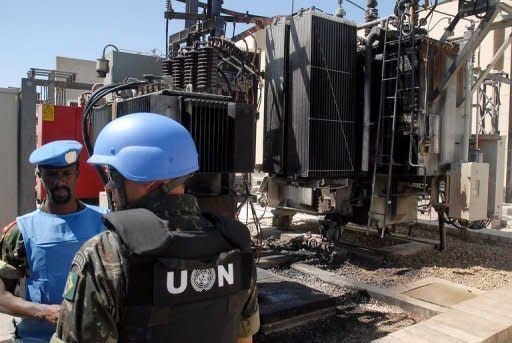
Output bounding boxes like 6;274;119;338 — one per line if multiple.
184;49;198;89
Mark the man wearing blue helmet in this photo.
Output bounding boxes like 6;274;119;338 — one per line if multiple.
52;113;259;343
0;140;105;342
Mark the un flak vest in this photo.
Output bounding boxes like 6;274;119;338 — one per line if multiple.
16;205;104;341
104;208;254;343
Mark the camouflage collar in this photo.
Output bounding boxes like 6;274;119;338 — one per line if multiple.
126;188;201;227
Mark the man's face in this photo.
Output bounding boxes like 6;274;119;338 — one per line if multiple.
105;167;124;210
39;165;79;205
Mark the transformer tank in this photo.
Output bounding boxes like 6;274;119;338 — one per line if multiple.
261;1;508;246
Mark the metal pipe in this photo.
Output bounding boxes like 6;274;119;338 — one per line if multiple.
438;206;446;251
476;84;481;149
406;21;426;171
429;114;440;154
463;56;473;161
447;35;465;42
101;44;119;59
462;26;474;162
431;177;446;251
362;27;380;172
357;15;394;30
506;46;512;202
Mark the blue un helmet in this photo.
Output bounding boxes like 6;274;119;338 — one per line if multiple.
88;112;199;181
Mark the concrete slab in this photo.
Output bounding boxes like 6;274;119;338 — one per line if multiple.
420;316;486;342
376;323;468;343
256;268;337;333
375;283;512;343
256;254;295;268
484;285;512;301
402;282;478;308
427;310;507;342
452;300;512;325
471;293;512;313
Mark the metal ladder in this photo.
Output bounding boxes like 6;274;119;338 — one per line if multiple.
368;18;407;237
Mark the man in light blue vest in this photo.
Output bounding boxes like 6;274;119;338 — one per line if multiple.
0;140;105;342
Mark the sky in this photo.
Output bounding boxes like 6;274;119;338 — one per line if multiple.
0;1;394;88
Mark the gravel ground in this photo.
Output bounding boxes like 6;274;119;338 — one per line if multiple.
254;268;422;343
328;224;512;291
242;204;512;341
251;211;512;291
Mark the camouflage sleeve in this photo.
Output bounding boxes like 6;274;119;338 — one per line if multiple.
51;231;127;343
239;262;260;338
0;222;28;281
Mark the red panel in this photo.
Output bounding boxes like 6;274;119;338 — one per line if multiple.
35;104;104;202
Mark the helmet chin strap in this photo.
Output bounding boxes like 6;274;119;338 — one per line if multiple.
105;167;128;211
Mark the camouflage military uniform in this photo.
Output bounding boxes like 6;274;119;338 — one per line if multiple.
51;191;260;343
0;223;28;285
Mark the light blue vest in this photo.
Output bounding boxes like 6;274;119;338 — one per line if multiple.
15;204;106;342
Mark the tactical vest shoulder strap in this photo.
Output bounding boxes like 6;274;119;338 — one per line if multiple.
201;211;252;253
200;212;254;290
104;209;169;256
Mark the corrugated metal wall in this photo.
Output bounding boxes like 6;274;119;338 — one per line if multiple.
263;21;288;175
263;11;358;178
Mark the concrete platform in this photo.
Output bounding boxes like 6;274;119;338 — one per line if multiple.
373;285;512;343
402;281;478;308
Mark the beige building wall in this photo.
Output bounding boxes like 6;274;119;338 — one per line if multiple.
56;56;101;105
235;30;267;168
0;88;19;226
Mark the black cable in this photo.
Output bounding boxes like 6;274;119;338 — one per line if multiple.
257;202;268;222
345;0;365;12
475;0;490;19
217;67;234;96
422;0;438;23
82;81;148;184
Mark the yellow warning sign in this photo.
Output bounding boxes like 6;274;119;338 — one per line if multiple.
42;104;55;121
